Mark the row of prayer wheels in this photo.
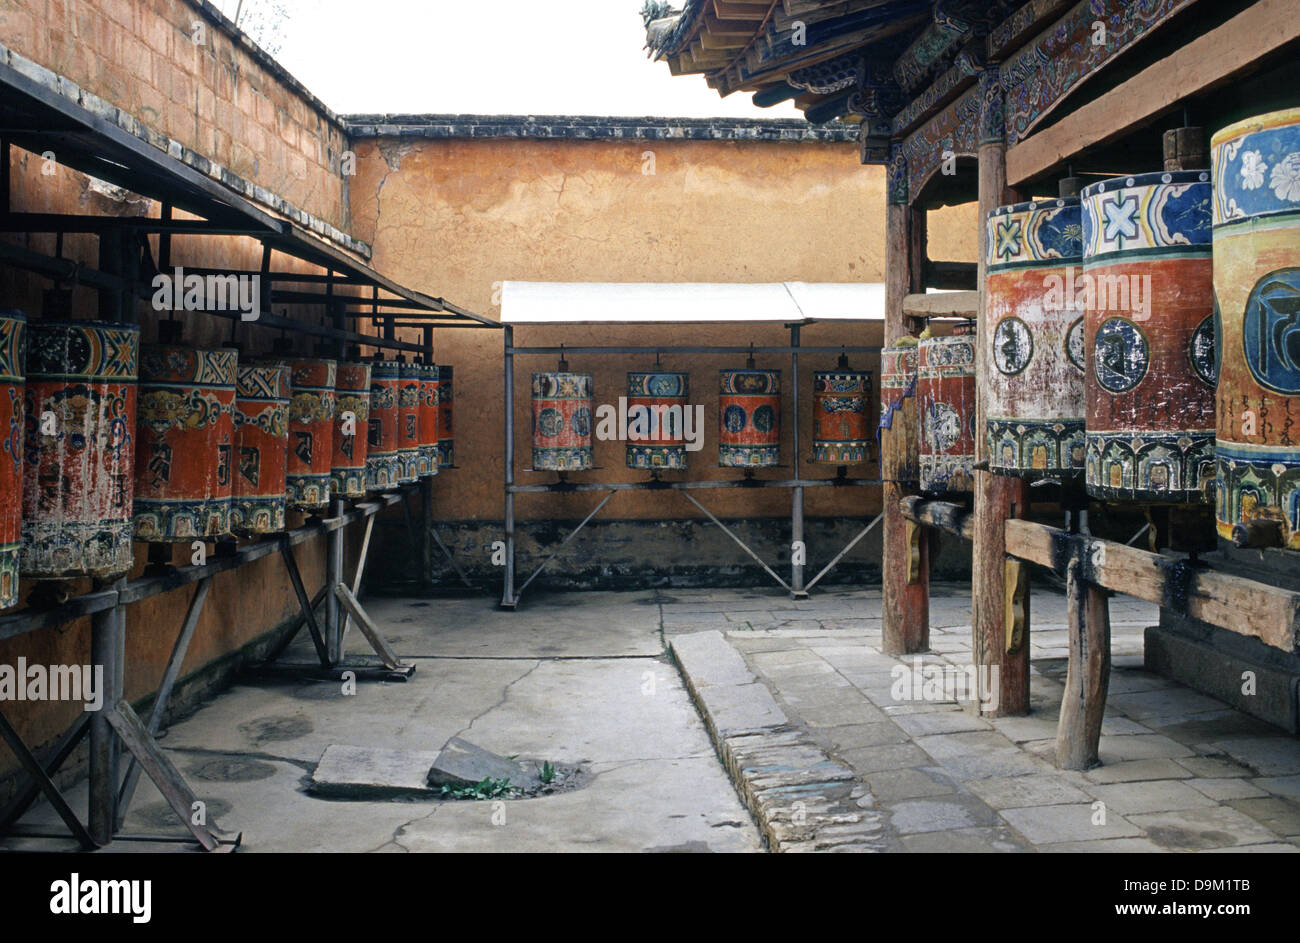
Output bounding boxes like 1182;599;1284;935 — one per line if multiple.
529;361;873;471
881;106;1300;551
0;317;455;608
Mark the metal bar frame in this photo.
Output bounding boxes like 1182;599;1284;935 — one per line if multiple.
500;325;881;608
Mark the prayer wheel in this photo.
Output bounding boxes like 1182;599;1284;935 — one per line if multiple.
1081;171;1215;502
417;362;439;478
0;310;25;606
812;358;872;464
134;344;237;540
437;365;454;468
231;362;290;535
985;198;1086;476
22;322;139;578
718;368;780;468
332;362;371;498
626;371;689;470
879;344;919;483
1211;108;1300;547
532;370;594;472
397;361;420;483
285;357;336;511
918;330;976;494
366;359;402;491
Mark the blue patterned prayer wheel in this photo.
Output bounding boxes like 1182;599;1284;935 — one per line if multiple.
532;371;594;471
718;368;780;468
134;345;238;540
23;322;139;578
626;371;690;470
437;365;454;468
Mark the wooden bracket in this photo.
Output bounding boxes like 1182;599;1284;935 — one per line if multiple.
1004;557;1029;654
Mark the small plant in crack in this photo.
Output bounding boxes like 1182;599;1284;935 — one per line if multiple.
439;777;514;800
540;761;556;785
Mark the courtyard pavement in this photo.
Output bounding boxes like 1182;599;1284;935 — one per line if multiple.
4;583;1299;852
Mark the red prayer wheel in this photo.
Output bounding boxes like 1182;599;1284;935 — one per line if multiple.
332;362;372;498
0;310;25;606
134;344;238;541
918;330;977;494
812;359;872;464
437;365;454;468
397;361;420;483
231;363;290;535
23;321;139;579
417;361;440;478
367;360;401;491
718;368;780;468
286;358;337;511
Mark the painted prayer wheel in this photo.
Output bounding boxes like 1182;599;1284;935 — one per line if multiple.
626;371;689;470
718;368;780;468
1211;108;1300;546
134;345;238;541
0;310;25;606
285;358;336;511
985;198;1086;476
1081;171;1215;503
812;363;872;464
366;360;401;491
231;363;290;535
397;361;421;483
918;330;976;494
23;322;138;578
532;371;594;471
437;365;454;468
417;362;439;478
879;344;919;483
332;362;371;498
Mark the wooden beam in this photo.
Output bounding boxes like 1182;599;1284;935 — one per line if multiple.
900;496;974;541
1007;0;1300;185
902;291;978;319
1004;520;1300;653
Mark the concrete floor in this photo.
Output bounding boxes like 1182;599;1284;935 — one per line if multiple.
9;591;763;853
6;583;1299;852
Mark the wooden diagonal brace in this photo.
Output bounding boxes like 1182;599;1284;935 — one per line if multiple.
102;700;221;852
280;542;330;666
333;584;410;672
0;709;96;848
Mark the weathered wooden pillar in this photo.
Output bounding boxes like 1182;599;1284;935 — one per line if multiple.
973;72;1031;715
1057;551;1110;769
881;150;929;655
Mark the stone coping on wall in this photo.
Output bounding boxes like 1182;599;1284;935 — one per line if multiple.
0;41;371;260
342;114;860;143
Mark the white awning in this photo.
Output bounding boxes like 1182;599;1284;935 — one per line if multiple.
500;281;890;324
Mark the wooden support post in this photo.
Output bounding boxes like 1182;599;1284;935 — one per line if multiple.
881;188;929;655
1056;553;1111;770
973;91;1031;716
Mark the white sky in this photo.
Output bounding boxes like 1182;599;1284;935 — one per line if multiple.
216;0;801;119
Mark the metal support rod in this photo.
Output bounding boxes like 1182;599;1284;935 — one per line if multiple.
116;577;211;829
326;498;344;665
508;344;879;357
430;526;474;588
502;325;517;607
679;491;793;594
514;491;618;602
790;323;805;597
339;512;375;652
87;576;123;846
805;514;884;592
333;585;409;672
